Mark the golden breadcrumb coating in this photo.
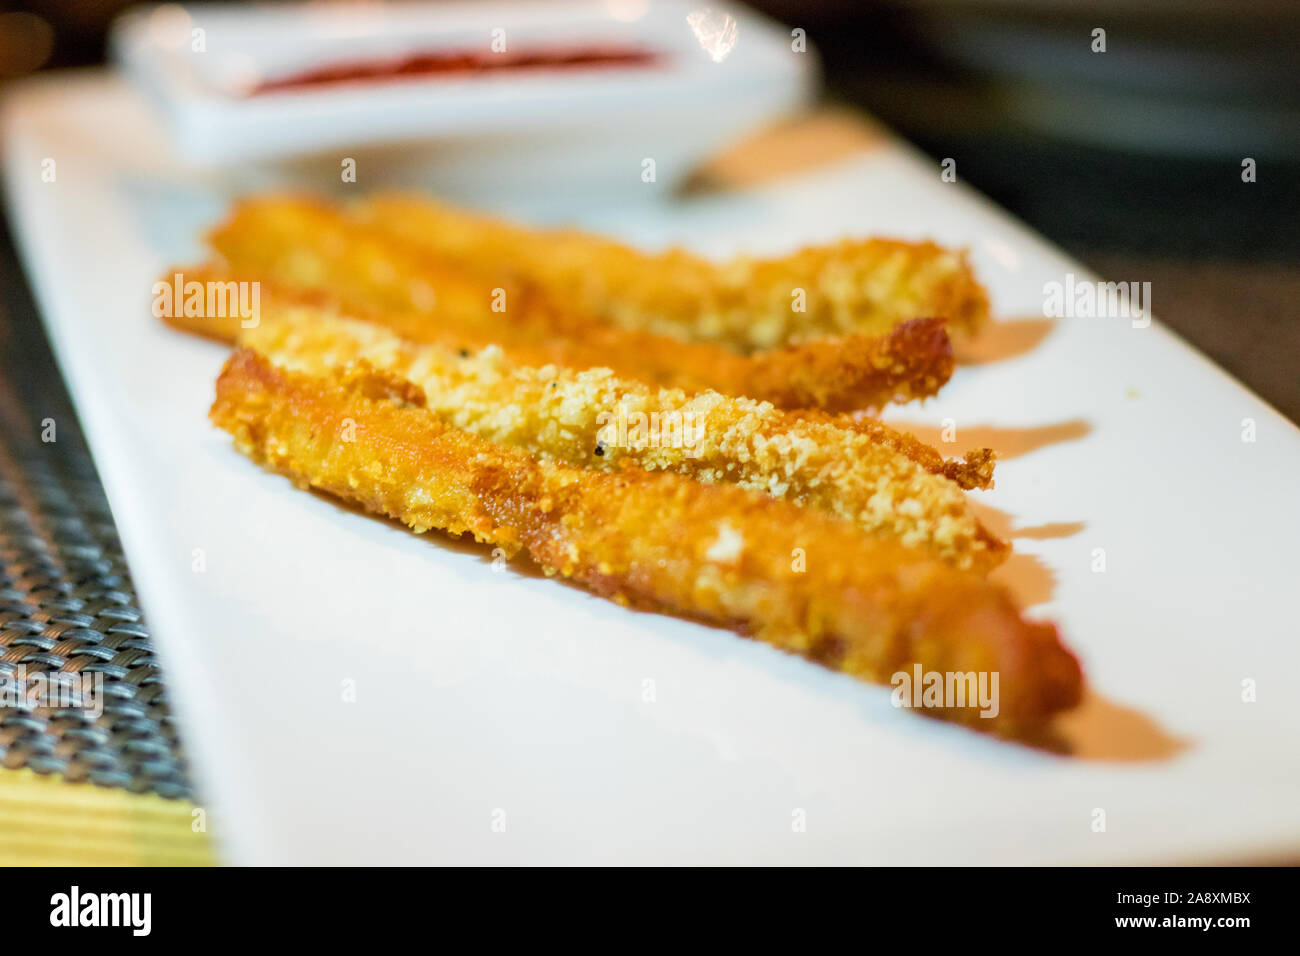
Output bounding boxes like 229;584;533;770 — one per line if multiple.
361;193;991;349
201;197;953;411
238;304;1005;570
159;257;993;489
157;265;990;489
789;409;997;490
211;350;1081;734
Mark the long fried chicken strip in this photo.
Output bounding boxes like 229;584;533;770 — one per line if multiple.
360;193;991;350
159;264;994;492
212;350;1081;733
203;197;953;411
159;264;993;494
235;304;1005;569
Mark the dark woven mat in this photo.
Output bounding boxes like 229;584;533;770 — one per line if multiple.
0;219;193;800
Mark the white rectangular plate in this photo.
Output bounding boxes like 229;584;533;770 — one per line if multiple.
5;72;1299;865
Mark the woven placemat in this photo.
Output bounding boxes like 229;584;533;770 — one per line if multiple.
0;423;193;798
0;227;194;802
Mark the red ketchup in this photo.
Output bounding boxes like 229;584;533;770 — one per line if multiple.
250;46;662;95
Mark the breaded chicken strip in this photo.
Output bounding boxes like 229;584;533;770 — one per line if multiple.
159;265;988;481
238;305;1004;570
158;263;992;492
212;350;1081;734
168;260;951;413
202;198;953;411
360;194;991;349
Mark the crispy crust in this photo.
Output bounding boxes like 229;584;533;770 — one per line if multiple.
201;197;953;411
212;350;1081;733
239;304;1005;570
789;409;997;490
361;193;991;349
157;265;991;489
160;262;992;495
724;316;953;412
